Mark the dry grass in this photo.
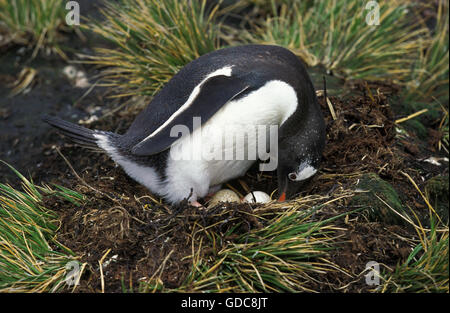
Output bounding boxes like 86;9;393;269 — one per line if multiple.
85;0;223;97
245;0;428;83
0;162;83;292
379;173;449;293
0;0;69;58
402;0;449;111
163;192;357;292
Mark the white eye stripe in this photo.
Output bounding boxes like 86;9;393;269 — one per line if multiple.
293;165;317;181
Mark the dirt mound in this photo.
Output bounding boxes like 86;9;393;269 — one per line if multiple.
322;93;398;175
37;82;447;292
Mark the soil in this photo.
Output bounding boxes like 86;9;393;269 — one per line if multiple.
0;0;110;186
0;1;448;293
6;79;446;293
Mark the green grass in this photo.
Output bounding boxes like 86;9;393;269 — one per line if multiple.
243;0;448;140
379;172;449;293
350;173;407;225
0;162;83;292
86;0;448;112
0;0;69;57
381;216;449;292
140;194;357;293
86;0;223;97
180;209;346;292
246;0;428;83
401;0;449;113
1;163;448;293
439;108;449;153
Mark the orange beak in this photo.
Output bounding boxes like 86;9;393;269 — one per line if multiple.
278;192;286;202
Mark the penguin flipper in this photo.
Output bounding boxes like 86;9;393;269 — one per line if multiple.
131;75;250;156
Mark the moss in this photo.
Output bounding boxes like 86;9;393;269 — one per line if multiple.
403;119;428;140
351;173;406;224
425;175;449;224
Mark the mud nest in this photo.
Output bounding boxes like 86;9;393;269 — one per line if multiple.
39;82;447;292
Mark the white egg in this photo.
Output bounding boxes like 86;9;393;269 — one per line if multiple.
208;189;240;207
242;191;271;204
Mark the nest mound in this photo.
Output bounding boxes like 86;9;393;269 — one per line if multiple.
39;83;447;292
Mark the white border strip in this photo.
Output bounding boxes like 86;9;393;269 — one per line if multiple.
139;65;234;144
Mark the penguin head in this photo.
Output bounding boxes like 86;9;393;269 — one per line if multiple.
277;126;325;201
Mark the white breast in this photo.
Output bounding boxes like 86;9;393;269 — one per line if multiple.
207;79;297;128
164;80;298;202
95;133;165;195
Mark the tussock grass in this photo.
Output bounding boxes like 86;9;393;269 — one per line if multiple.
86;0;448;110
245;0;428;83
0;162;83;292
142;192;356;293
381;226;448;292
86;0;223;97
402;0;449;111
380;173;449;293
439;107;449;153
0;0;69;57
1;163;447;293
242;0;448;137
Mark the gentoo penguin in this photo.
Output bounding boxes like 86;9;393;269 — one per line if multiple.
44;45;326;205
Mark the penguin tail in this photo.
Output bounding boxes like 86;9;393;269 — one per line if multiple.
42;115;117;152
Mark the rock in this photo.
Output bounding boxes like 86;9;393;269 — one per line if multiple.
62;65;91;88
63;65;77;80
75;71;91;88
242;191;271;204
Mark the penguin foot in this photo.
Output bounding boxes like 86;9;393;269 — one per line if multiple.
189;200;204;208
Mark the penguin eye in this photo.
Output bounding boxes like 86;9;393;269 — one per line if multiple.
288;172;297;181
